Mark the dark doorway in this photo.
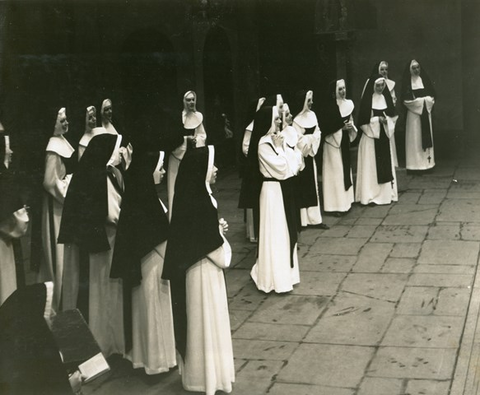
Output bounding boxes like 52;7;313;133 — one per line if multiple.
120;28;178;141
203;26;235;168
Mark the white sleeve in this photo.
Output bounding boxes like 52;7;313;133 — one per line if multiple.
43;153;71;204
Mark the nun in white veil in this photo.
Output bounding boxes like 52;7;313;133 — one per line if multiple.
167;90;207;220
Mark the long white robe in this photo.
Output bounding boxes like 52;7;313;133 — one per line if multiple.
0;207;28;305
127;238;176;374
322;102;357;213
293;121;323;226
242;124;256;242
180;235;234;395
355;114;398;205
39;140;73;310
250;135;302;293
404;96;435;170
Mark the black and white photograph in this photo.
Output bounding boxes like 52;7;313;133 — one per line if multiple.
0;0;479;394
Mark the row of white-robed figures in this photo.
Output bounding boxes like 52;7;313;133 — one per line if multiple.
239;59;436;294
25;93;235;395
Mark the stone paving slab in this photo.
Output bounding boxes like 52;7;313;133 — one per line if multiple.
291;272;346;296
233;339;299;360
233;322;309;342
413;264;476;275
381;257;416;273
405;379;451;395
371;225;429;243
269;383;355;395
462;224;480;241
304;292;395;346
383;204;438;225
234;359;284;393
418;189;448;205
247;295;329;325
277;343;375;387
397;286;440;315
390;242;422;258
408;177;453;190
341;273;408;302
438;199;480;222
300;254;357;272
408;273;473;288
367;347;457;379
426;223;462;240
381;315;464;348
309;237;368;255
357;377;404;395
352;243;393;272
418;240;480;265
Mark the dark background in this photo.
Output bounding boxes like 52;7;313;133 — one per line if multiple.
0;0;478;193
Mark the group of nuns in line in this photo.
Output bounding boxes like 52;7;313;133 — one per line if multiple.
0;58;435;393
1;92;235;395
239;59;435;294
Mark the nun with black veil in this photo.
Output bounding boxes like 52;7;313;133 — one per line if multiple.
58;132;126;358
356;74;398;205
321;79;357;215
250;105;303;294
370;61;399;167
0;282;83;394
110;149;176;374
167;91;207;220
292;90;328;229
401;59;436;172
162;146;234;395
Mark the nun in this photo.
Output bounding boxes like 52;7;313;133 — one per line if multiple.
401;59;436;172
239;96;266;243
58;132;125;357
356;75;398;205
293;90;328;229
110;150;176;374
39;108;75;310
0;134;29;305
251;106;303;293
101;98;133;170
78;106;107;160
370;61;399;167
163;146;234;395
167;91;207;220
321;79;357;215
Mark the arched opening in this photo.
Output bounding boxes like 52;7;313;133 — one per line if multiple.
120;28;177;137
203;26;235;168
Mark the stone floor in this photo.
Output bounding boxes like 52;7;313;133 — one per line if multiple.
80;151;480;395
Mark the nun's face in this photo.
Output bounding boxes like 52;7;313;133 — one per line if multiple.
337;84;346;99
87;112;96;129
274;115;282;131
277;97;284;115
103;104;113;122
306;97;313;110
284;109;293;126
411;63;421;76
55;114;69;135
379;64;388;78
185;93;196;111
374;80;386;94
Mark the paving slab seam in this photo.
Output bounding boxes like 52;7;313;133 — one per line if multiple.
450;251;480;395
